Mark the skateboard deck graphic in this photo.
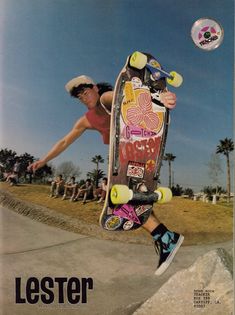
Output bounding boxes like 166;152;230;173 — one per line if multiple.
99;52;182;231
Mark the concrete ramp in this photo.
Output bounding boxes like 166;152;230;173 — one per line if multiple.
133;248;233;315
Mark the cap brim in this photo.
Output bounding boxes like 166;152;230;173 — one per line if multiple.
65;75;95;92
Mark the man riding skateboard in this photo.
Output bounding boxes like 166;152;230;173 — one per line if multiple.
29;72;184;276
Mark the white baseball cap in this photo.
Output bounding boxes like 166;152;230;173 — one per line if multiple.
65;75;95;92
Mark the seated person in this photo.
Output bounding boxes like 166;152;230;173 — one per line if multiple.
62;176;78;201
73;179;94;204
94;177;108;203
50;174;65;198
5;172;18;186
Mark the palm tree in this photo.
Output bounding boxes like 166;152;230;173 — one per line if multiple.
91;155;104;187
163;153;176;188
216;138;234;202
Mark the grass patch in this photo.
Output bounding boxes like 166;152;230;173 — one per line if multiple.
0;182;233;245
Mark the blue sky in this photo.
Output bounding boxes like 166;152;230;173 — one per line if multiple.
0;0;234;191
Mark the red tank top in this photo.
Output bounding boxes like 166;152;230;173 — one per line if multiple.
85;107;110;144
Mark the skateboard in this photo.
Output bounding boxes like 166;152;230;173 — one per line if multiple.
99;51;183;231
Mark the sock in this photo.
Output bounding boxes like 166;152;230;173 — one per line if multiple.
151;223;168;241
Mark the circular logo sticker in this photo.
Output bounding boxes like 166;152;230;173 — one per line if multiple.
123;220;134;231
191;18;224;51
104;215;123;231
131;77;142;89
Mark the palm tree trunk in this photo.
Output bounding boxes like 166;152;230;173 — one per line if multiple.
226;154;231;202
168;161;172;188
96;162;99;188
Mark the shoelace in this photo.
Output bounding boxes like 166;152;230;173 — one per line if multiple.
153;239;161;255
154;233;175;255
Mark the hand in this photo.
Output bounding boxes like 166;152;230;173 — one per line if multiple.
159;91;177;109
27;160;46;173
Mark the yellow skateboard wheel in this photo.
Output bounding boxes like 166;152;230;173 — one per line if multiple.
130;51;147;69
167;71;183;87
110;185;132;204
155;187;172;204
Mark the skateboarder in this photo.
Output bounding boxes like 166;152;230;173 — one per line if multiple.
29;75;184;275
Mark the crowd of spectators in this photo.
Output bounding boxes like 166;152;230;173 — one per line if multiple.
50;175;107;205
1;160;107;205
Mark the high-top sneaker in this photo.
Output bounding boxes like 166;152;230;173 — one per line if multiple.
154;231;184;276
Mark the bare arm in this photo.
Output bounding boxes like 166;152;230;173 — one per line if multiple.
100;91;113;110
29;115;91;172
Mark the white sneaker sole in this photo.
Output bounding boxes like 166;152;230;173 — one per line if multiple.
155;235;184;276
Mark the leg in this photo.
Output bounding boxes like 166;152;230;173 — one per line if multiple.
94;188;102;200
54;184;60;197
142;213;184;276
82;191;88;204
70;185;78;201
72;185;77;195
74;189;84;201
55;183;64;197
62;186;68;200
142;214;161;232
97;190;106;203
50;181;56;197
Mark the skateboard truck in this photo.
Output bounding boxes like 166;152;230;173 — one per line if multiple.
129;51;183;88
110;185;172;205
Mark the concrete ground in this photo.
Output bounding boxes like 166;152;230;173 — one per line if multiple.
0;206;233;315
